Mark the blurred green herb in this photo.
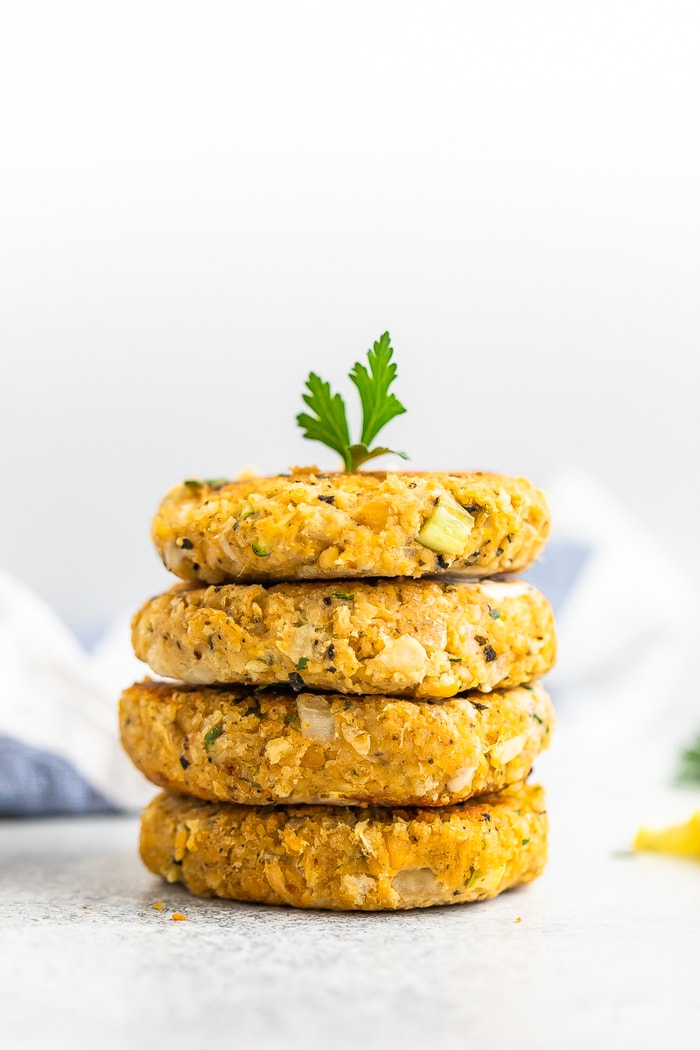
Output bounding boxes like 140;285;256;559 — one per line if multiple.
677;732;700;784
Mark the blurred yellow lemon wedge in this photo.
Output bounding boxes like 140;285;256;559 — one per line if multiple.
634;812;700;859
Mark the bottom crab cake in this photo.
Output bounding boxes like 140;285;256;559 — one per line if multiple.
120;680;554;807
140;783;547;911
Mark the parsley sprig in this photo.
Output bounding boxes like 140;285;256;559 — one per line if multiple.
678;732;700;784
296;332;408;470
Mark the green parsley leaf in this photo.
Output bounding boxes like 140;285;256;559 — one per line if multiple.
349;332;407;447
296;332;408;470
346;443;408;470
297;373;353;470
203;724;224;750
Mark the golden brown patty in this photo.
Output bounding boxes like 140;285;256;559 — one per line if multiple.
132;578;555;698
120;680;553;806
152;468;550;583
140;783;547;911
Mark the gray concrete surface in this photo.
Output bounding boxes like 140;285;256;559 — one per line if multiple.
1;781;699;1050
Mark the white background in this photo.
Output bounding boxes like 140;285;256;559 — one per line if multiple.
2;2;699;637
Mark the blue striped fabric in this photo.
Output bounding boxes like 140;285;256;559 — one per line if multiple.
523;540;590;614
0;736;115;816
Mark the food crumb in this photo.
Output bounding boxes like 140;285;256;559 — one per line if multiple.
171;911;188;921
152;901;165;910
515;916;522;924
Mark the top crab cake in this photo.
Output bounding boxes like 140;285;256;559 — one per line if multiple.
152;468;550;584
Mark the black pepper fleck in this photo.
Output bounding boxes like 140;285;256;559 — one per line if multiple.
179;756;190;770
484;645;497;662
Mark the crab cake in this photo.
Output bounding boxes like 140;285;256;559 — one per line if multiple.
120;680;553;807
152;468;550;584
140;782;547;911
132;578;555;698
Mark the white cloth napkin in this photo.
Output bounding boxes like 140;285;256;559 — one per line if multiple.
0;567;151;813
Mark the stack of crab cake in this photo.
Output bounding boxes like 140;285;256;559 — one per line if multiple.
120;467;555;911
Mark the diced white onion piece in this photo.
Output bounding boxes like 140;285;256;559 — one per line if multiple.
392;867;439;900
354;819;375;856
340;723;371;757
164;540;193;574
490;732;528;766
297;695;336;744
482;652;511;688
281;623;316;665
446;764;477;793
217;528;239;564
365;635;427;684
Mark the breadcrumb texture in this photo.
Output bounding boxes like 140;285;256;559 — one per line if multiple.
132;578;555;697
120;680;553;806
152;468;550;584
140;783;547;911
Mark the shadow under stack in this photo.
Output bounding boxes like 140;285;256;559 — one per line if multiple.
120;468;555;911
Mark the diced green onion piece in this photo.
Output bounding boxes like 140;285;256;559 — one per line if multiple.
465;867;480;889
416;495;475;556
238;501;256;521
252;543;271;557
